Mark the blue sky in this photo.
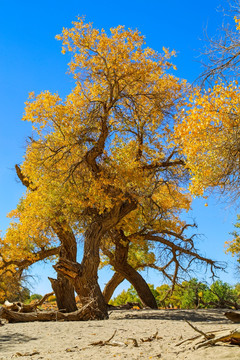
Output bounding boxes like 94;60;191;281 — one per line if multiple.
0;0;238;295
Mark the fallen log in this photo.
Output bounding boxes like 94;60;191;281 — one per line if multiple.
4;292;54;313
224;311;240;323
0;300;101;323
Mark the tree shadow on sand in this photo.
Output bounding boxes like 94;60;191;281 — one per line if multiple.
0;332;38;352
110;309;232;323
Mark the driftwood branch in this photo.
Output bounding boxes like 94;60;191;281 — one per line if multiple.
3;292;54;313
185;320;214;340
224;311;240;323
90;330;118;346
177;321;240;349
89;330;160;348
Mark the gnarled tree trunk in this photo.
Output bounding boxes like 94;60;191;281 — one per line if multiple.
54;199;137;320
54;221;109;320
115;262;158;309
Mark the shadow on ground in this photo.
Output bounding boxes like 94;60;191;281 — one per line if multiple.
0;332;38;351
110;309;234;323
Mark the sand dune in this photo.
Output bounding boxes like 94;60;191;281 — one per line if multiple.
0;309;240;359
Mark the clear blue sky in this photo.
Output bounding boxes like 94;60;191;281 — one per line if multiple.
0;0;238;295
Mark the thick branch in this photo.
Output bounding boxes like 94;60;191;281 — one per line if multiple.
0;246;60;272
84;111;109;174
15;164;37;190
142;158;185;171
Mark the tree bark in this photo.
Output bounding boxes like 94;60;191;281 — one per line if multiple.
115;262;158;309
53;212;111;319
51;221;78;312
48;277;77;312
103;272;125;304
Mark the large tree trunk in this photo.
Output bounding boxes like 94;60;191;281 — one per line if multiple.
54;199;137;320
103;272;125;304
114;262;158;309
102;230;158;309
50;221;78;312
48;276;77;312
54;259;108;320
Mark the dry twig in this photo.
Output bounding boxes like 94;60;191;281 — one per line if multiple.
90;330;118;346
176;321;240;349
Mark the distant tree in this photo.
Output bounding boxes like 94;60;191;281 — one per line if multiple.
201;280;239;308
29;294;43;301
177;279;208;309
234;282;240;298
227;217;240;264
155;284;171;308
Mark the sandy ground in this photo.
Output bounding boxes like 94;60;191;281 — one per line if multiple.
0;309;240;359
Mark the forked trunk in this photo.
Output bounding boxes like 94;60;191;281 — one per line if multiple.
54;200;137;320
54;220;109;319
102;231;158;309
54;259;108;320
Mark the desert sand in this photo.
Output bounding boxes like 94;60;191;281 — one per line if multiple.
0;308;240;359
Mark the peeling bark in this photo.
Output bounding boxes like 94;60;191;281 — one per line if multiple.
48;277;77;313
54;259;108;320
